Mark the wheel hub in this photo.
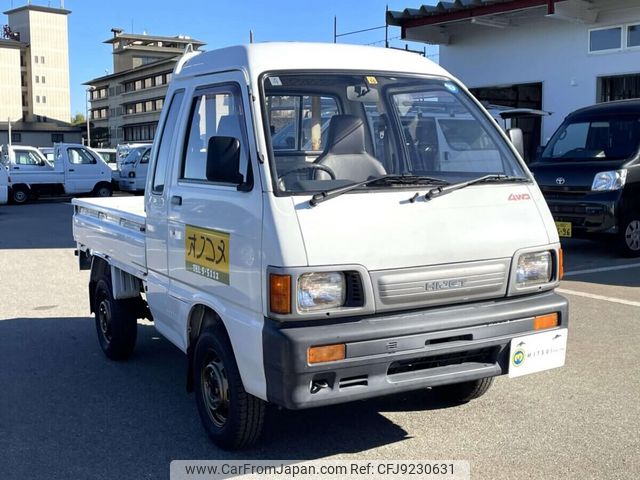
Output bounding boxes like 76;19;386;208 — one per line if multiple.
201;355;229;427
625;220;640;251
98;299;112;343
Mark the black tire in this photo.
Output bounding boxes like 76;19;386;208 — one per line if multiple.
93;278;137;360
617;216;640;257
94;184;112;198
11;186;29;204
433;377;494;404
193;327;265;450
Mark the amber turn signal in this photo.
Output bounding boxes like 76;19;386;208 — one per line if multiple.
308;344;346;364
558;248;564;280
534;313;558;331
269;274;291;314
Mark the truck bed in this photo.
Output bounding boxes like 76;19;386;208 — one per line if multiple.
72;196;147;277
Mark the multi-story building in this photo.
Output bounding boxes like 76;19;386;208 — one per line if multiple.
0;3;80;146
85;31;205;147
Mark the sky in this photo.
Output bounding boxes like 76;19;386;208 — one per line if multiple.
4;0;438;117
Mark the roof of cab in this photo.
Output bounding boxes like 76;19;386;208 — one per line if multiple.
568;99;640;120
176;42;450;82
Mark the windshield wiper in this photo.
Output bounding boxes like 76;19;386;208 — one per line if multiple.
310;175;450;207
424;174;531;201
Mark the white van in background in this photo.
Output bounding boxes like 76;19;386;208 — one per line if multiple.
117;145;151;193
7;143;112;203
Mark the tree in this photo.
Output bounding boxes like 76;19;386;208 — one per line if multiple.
71;112;86;125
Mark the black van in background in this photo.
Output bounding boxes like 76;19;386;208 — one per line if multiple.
530;100;640;256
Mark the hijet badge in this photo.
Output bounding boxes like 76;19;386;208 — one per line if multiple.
185;225;230;285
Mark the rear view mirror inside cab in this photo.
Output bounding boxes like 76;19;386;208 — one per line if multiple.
206;136;247;187
346;85;379;103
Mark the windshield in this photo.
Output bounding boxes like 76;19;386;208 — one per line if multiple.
263;73;526;194
542;115;640;161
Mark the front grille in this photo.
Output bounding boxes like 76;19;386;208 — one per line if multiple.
370;258;510;312
387;347;498;376
548;204;588;215
540;185;591;199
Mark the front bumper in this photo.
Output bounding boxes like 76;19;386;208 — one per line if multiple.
262;291;568;409
543;191;621;235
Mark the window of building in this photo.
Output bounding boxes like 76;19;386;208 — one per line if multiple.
124;123;157;142
35;76;39;83
144;77;153;88
135;80;142;91
36;96;40;103
145;100;154;112
34;55;38;63
156;98;164;110
51;133;64;143
42;96;46;104
41;76;45;84
166;73;172;83
40;56;44;64
589;26;623;52
628;24;640;48
43;116;47;122
155;74;164;86
11;133;22;143
598;73;640;103
135;103;143;113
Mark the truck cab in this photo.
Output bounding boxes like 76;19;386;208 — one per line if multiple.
0;164;7;204
8;143;112;203
117;145;151;193
73;43;568;450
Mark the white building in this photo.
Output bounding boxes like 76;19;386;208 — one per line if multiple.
388;0;640;161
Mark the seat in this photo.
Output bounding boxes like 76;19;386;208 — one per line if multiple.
314;115;386;181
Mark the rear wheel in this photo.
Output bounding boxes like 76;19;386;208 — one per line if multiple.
433;377;494;404
93;278;137;360
11;186;29;204
193;327;265;450
617;216;640;257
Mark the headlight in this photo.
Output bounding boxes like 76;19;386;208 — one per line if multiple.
297;272;345;312
515;251;552;288
591;169;626;191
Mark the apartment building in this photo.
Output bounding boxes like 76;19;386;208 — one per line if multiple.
85;31;205;147
0;3;79;146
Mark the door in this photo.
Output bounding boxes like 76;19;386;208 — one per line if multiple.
136;147;151;190
11;149;47;172
144;89;186;346
165;72;263;352
64;146;104;193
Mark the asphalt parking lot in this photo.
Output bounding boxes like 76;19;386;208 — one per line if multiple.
1;198;639;480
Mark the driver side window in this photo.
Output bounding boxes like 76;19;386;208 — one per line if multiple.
68;148;96;165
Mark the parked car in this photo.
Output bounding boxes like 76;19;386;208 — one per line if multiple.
116;143;151;169
7;143;112;204
92;148;120;183
73;43;567;450
118;145;151;193
530;100;640;256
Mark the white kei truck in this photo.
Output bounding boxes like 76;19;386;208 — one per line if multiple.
4;143;112;203
72;43;569;450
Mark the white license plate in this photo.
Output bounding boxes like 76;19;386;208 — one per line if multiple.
508;329;568;378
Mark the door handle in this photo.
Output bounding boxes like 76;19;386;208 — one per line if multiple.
171;195;182;206
68;168;75;172
13;167;19;169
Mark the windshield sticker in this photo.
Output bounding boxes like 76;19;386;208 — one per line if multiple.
185;225;230;285
444;82;459;93
365;76;378;85
269;77;282;86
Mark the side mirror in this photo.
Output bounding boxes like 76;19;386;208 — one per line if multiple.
507;128;525;159
206;136;245;185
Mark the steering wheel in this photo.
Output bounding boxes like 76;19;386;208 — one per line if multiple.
278;164;336;182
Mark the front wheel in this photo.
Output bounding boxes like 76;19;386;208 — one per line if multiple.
94;184;112;197
618;216;640;257
11;186;29;204
193;328;265;450
432;377;494;404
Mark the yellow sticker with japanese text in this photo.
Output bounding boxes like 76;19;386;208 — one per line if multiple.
185;225;230;284
365;76;378;85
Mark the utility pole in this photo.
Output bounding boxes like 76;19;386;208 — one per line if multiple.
86;87;92;147
8;117;12;148
385;5;389;48
333;16;337;43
